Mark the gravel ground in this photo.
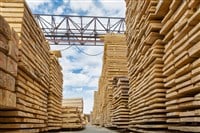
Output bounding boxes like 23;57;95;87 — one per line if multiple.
57;126;119;133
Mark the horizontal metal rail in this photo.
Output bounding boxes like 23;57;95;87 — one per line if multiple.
34;14;125;46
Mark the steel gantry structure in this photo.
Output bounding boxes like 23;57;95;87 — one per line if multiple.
34;14;125;46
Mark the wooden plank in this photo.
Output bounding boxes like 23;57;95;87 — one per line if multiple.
0;88;16;108
0;51;7;71
0;15;11;39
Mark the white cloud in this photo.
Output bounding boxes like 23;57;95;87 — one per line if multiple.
99;0;126;17
84;94;94;114
75;87;83;92
54;5;65;15
60;46;103;88
87;77;99;88
63;72;90;87
51;45;103;89
100;0;125;10
26;0;51;10
70;0;94;12
63;0;70;3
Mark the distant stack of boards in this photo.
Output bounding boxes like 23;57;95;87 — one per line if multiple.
92;0;200;133
48;51;63;130
0;0;63;132
62;98;86;129
91;34;129;128
111;77;129;129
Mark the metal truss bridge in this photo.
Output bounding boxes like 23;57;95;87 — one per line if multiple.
34;14;125;46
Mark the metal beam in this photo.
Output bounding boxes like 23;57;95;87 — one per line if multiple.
34;14;125;46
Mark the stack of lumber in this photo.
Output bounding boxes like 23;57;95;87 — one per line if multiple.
159;0;200;132
0;0;51;132
84;114;90;124
92;78;105;126
62;98;85;129
111;77;129;129
0;15;18;109
91;112;94;124
125;0;168;132
92;0;200;132
92;34;129;127
125;0;200;132
62;106;83;129
47;51;63;131
91;91;101;125
62;98;83;113
98;76;106;126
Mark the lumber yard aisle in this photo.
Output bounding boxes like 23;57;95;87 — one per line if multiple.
92;0;200;133
91;34;129;128
1;0;200;133
57;126;119;133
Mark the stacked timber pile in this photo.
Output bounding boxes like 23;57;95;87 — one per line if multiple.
125;0;200;132
62;107;83;129
0;15;18;109
84;114;90;124
92;0;200;132
91;91;101;125
62;98;85;129
92;34;129;127
126;0;168;132
0;0;59;132
98;77;105;126
47;51;63;131
111;77;129;129
159;0;200;132
62;98;83;112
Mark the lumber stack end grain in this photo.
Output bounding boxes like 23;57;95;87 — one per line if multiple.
161;1;200;132
47;51;63;131
125;0;168;132
0;15;18;109
125;0;200;132
62;98;85;129
111;77;129;129
91;91;101;125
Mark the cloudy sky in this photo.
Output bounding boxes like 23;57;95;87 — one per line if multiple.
26;0;125;114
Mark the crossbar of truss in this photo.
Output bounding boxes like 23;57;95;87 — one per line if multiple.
34;14;125;46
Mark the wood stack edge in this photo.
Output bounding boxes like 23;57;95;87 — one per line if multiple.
0;0;63;132
92;1;200;133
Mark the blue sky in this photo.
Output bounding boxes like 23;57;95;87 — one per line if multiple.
26;0;125;114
